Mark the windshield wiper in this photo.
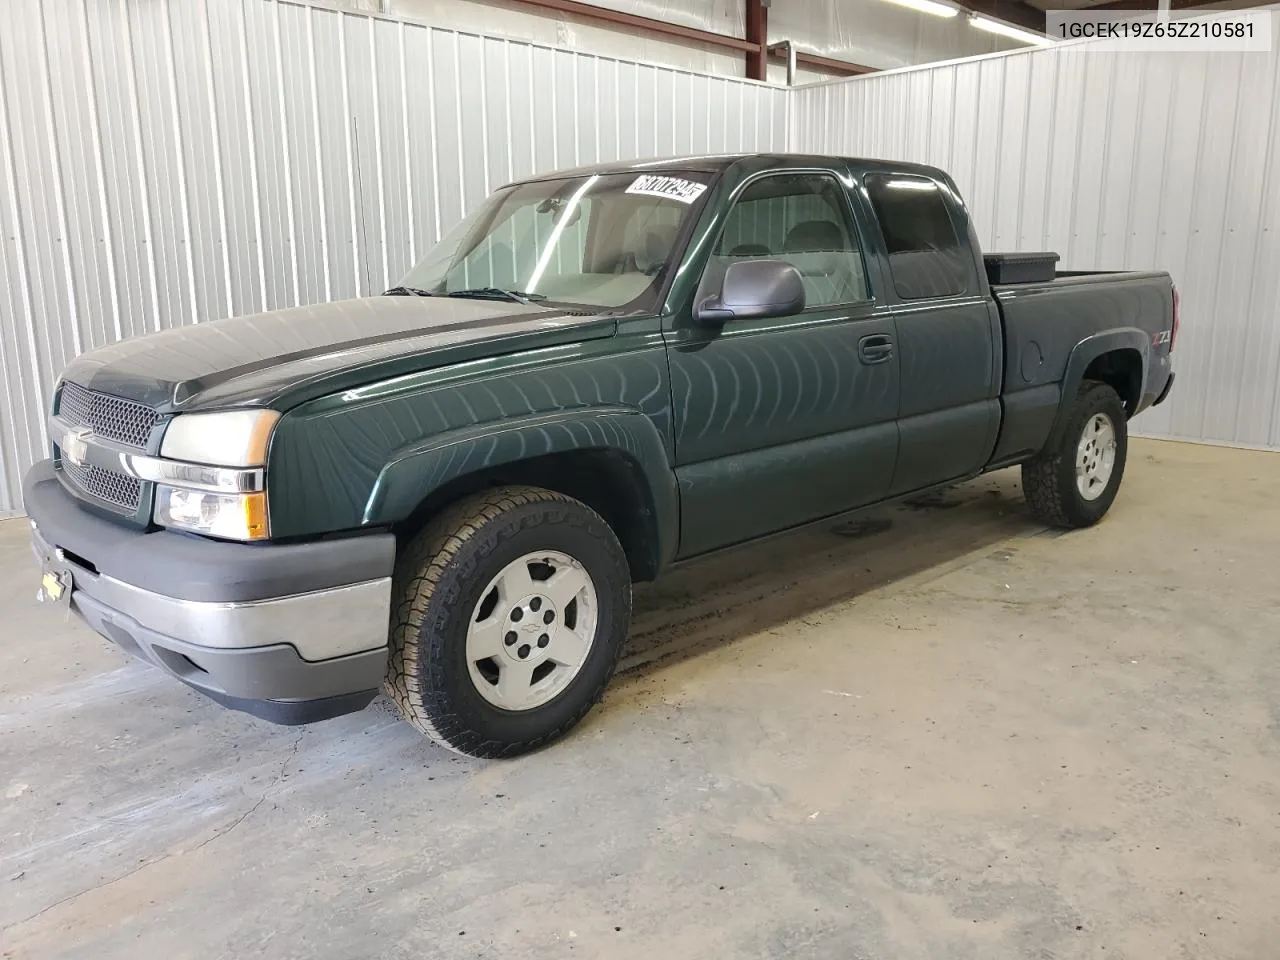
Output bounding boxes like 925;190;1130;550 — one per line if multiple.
447;287;545;305
383;285;436;297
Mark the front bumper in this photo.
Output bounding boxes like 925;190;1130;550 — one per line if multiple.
24;460;396;725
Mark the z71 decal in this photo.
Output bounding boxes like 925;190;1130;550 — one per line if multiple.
625;175;708;204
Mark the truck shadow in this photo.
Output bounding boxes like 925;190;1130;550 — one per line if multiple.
618;468;1042;677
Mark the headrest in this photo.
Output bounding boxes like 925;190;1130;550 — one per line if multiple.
635;224;679;273
783;220;844;253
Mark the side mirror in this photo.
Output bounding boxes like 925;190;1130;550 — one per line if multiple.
695;259;806;326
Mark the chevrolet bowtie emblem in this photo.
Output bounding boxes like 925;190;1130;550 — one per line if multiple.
61;427;92;468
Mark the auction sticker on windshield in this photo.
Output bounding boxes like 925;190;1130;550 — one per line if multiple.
625;175;707;204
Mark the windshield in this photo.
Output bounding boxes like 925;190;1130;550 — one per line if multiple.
397;171;713;312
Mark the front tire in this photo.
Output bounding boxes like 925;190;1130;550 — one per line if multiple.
386;486;631;759
1022;381;1128;529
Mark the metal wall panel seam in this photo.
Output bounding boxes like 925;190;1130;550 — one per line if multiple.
613;59;622;159
505;41;520;179
367;17;389;291
337;14;361;295
479;37;492;195
78;0;123;342
304;5;332;299
571;53;580;167
161;0;201;322
1145;61;1174;297
992;63;1009;241
752;87;760;151
671;64;679;156
0;22;49;459
1164;56;1218;436
549;39;559;169
398;21;416;264
680;69;691;150
1090;54;1119;266
947;67;959;178
236;0;269;313
1195;55;1246;440
1119;58;1147;268
1014;60;1034;249
451;31;468;215
1235;59;1280;440
426;23;442;243
1062;56;1090;267
120;0;165;331
271;0;301;303
198;0;235;318
0;4;37;513
36;0;82;359
596;54;606;162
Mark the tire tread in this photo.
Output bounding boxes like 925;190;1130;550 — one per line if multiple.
385;485;627;759
1022;380;1126;529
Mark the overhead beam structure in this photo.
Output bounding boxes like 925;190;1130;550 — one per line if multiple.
504;0;875;79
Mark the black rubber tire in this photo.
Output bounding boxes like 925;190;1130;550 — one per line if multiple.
385;485;631;759
1021;380;1129;529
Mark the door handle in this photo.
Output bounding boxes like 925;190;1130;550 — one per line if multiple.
858;334;894;364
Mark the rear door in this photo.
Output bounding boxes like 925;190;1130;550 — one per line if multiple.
667;169;900;557
861;172;1001;494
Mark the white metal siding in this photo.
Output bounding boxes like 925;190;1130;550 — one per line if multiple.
0;0;788;516
793;40;1280;451
5;4;1276;518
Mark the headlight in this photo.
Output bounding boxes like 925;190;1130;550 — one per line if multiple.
153;410;279;541
160;409;279;467
155;487;269;541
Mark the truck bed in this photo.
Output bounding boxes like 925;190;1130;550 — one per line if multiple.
987;270;1175;465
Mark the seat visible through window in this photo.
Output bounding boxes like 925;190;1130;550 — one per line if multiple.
705;173;868;309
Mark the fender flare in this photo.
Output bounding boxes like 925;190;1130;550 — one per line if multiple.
1046;327;1150;449
363;405;679;569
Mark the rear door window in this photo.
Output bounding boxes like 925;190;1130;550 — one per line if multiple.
864;174;969;300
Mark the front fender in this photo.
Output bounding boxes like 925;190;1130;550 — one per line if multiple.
364;405;680;566
1046;328;1150;448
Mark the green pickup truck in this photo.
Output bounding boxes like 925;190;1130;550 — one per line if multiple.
26;153;1176;758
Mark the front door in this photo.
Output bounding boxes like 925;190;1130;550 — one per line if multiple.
667;171;900;558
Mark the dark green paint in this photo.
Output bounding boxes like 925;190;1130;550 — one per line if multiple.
54;154;1177;574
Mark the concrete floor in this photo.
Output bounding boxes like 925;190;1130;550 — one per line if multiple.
2;437;1279;959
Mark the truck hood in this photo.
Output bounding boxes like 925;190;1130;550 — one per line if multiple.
61;296;615;413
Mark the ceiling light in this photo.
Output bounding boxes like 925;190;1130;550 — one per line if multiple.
881;0;960;19
969;14;1054;45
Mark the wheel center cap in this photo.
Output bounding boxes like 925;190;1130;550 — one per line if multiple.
503;595;556;661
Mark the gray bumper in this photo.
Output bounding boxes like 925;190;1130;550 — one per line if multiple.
24;460;395;725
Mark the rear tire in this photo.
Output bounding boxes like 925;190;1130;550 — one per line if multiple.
385;485;631;759
1022;381;1128;529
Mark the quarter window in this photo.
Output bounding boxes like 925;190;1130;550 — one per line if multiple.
703;173;869;309
864;174;969;300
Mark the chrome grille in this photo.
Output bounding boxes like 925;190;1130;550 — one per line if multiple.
61;458;142;511
58;380;158;449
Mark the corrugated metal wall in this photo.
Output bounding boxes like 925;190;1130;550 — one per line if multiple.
0;0;788;516
792;40;1280;450
4;3;1275;517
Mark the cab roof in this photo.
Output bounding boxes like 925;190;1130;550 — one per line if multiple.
508;152;953;186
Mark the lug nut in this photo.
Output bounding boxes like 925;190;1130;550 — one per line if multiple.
511;608;523;622
517;644;531;659
537;634;549;648
543;610;554;624
505;631;517;646
530;597;542;611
